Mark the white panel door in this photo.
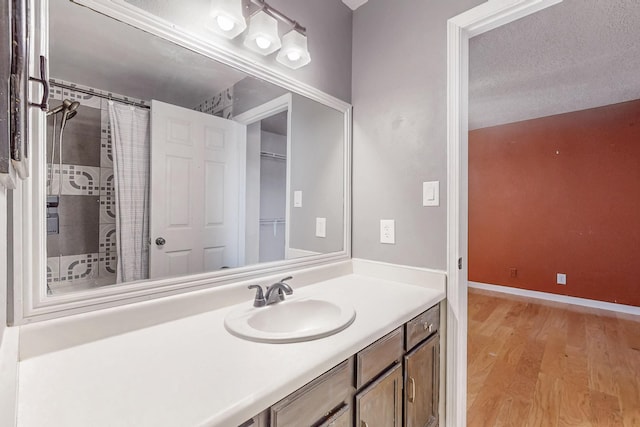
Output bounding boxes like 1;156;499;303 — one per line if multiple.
150;100;246;279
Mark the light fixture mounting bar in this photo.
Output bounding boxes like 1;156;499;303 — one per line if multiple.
249;0;306;34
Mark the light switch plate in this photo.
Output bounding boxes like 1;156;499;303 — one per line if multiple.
423;181;440;206
315;217;326;238
294;190;303;208
380;219;395;244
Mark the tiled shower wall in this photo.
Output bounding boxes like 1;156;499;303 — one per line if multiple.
46;79;232;293
46;78;148;293
193;87;234;118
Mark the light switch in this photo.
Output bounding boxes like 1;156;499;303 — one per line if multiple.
294;190;303;208
315;217;326;238
423;181;440;206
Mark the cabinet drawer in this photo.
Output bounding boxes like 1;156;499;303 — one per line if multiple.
356;327;404;388
270;358;354;426
405;304;440;350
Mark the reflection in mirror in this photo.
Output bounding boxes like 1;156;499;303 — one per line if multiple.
45;1;345;296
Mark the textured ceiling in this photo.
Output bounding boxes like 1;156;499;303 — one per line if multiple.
469;0;640;130
50;1;247;108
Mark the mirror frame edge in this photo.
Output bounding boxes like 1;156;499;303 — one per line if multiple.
12;0;352;324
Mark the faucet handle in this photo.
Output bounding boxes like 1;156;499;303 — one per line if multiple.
280;276;293;283
248;285;266;307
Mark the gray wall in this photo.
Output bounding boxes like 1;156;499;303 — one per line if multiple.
125;0;353;102
351;0;484;270
289;94;344;254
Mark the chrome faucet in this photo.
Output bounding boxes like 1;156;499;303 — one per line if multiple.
248;276;293;307
265;276;294;305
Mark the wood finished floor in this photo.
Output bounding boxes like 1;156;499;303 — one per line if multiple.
467;288;640;427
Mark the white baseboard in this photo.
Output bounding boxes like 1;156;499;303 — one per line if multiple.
468;281;640;316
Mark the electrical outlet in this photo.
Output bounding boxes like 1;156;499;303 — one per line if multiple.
557;273;566;285
510;268;517;278
380;220;395;244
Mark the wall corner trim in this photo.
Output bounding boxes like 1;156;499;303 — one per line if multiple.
469;281;640;316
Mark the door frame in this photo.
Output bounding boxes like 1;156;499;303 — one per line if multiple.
445;0;562;425
233;94;292;264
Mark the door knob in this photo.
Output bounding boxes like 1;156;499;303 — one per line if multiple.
155;237;166;246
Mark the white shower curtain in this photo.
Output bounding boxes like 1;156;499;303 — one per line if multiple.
108;101;150;283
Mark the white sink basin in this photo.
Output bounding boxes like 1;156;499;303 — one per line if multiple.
224;296;356;343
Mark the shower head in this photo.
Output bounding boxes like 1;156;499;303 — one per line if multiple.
47;99;81;118
65;101;80;119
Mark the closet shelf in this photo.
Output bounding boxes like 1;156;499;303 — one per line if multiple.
259;218;286;224
260;151;286;161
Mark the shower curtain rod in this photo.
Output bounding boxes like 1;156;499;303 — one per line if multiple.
50;81;151;109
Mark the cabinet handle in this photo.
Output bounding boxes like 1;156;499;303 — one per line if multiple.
318;402;349;427
423;322;433;332
408;377;416;403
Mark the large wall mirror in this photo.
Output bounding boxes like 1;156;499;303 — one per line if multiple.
19;0;350;320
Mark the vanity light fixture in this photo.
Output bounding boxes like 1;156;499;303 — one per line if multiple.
243;10;281;55
209;0;311;69
276;29;311;69
209;0;247;39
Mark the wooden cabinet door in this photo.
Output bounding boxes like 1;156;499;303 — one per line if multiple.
404;333;440;427
355;363;403;427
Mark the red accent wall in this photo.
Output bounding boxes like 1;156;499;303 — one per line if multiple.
468;99;640;307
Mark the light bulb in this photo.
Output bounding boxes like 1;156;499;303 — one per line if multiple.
216;15;235;32
286;51;301;61
255;36;271;50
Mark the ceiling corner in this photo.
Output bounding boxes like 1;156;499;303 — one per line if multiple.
342;0;368;11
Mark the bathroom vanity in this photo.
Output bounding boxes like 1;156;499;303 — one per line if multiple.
249;303;440;427
15;260;445;426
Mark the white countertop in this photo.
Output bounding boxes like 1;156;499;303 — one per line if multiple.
16;273;444;427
